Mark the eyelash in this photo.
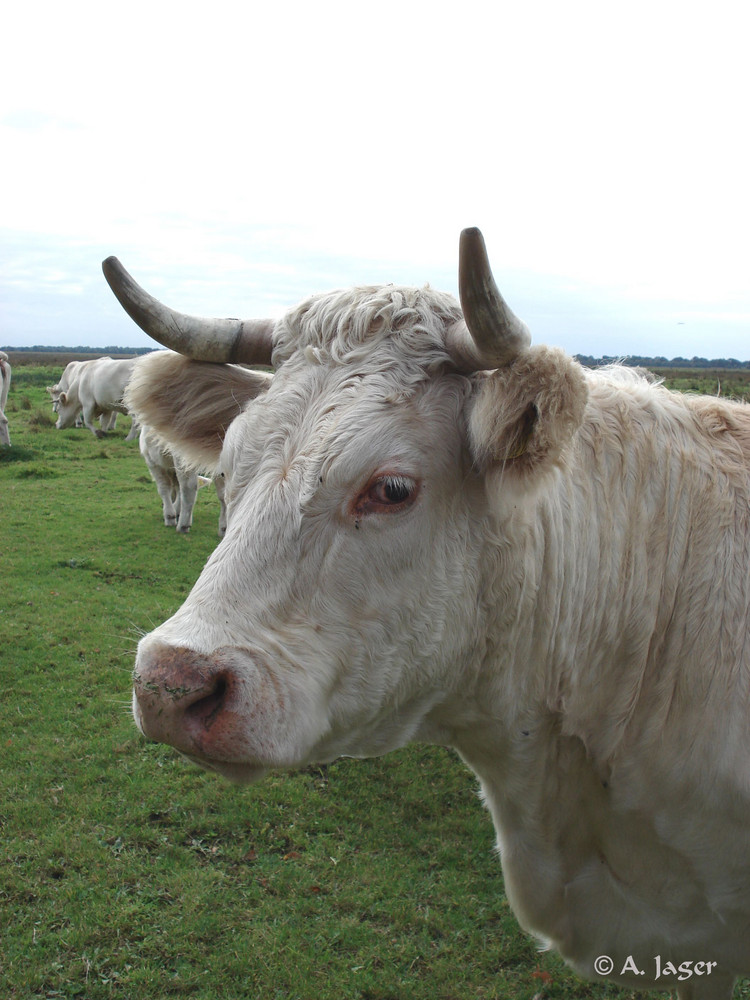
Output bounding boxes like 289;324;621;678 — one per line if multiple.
352;474;419;518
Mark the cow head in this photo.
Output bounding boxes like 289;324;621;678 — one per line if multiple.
108;229;587;782
53;389;85;429
48;361;83;429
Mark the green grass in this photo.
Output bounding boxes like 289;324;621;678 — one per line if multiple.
2;363;749;999
651;367;750;401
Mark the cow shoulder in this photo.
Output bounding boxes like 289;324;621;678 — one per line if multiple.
125;351;272;471
468;346;588;482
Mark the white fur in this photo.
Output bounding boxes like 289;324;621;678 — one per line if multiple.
0;351;11;446
139;425;201;533
127;284;750;999
48;357;139;439
139;425;227;536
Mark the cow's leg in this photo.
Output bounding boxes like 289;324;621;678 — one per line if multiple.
0;410;9;447
149;467;179;526
83;405;106;438
125;417;140;441
175;470;199;533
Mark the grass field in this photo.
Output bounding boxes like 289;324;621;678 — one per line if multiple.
650;367;750;401
2;361;749;1000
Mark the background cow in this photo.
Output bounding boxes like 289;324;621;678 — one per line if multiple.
48;356;139;439
47;359;83;424
139;425;226;534
0;350;11;446
49;392;113;431
139;424;201;533
104;230;750;1000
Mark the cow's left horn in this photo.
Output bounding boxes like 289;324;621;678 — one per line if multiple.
450;227;531;370
102;257;275;365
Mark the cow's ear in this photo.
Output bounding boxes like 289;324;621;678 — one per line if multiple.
467;346;587;484
58;391;68;406
125;351;273;471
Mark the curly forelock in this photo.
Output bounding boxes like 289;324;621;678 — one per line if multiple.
271;284;464;372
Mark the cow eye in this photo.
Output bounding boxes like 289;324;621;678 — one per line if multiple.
374;476;413;504
354;474;419;517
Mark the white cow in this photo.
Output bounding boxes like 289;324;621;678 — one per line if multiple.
104;230;750;1000
48;357;139;439
138;424;227;538
0;351;11;446
49;392;112;431
138;425;226;534
47;359;83;424
139;425;201;533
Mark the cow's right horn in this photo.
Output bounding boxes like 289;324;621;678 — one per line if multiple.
102;257;275;365
451;227;531;371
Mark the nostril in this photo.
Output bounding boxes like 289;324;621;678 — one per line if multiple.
133;644;244;751
184;673;229;730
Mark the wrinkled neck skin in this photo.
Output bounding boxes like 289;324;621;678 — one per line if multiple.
452;388;750;991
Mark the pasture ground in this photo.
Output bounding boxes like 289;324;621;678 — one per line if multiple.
2;361;749;999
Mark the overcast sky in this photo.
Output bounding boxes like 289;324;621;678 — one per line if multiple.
3;0;750;359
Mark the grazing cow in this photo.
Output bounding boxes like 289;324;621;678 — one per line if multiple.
47;360;84;425
49;393;111;431
0;351;11;446
104;230;750;1000
138;425;227;535
139;425;202;533
48;357;139;439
